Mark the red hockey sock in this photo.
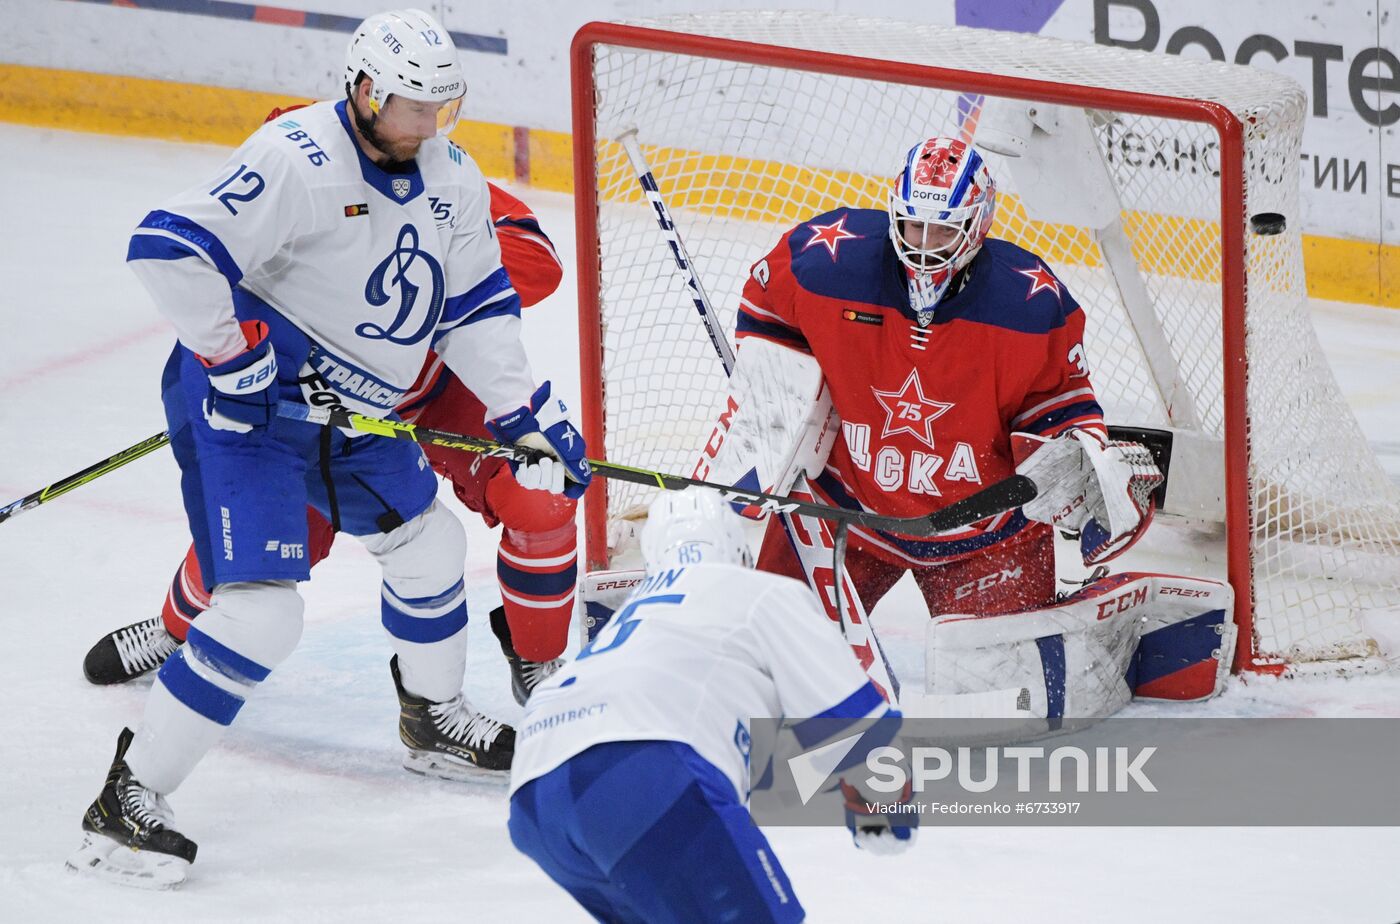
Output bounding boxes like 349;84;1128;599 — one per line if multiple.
496;521;578;662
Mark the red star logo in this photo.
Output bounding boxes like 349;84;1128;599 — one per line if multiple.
1018;263;1063;302
871;369;954;449
801;215;861;259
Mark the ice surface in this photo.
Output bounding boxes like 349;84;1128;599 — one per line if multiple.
2;123;1399;921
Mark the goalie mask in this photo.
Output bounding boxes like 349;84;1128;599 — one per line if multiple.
641;488;755;571
888;137;997;316
344;9;467;138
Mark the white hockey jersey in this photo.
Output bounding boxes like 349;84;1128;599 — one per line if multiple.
510;563;894;800
127;100;533;418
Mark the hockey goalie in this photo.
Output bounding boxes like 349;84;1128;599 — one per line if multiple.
589;136;1235;726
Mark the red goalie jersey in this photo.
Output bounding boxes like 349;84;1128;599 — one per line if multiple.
735;206;1106;569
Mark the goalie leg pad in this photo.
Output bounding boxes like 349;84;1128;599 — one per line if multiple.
580;568;647;645
925;572;1235;729
692;337;839;513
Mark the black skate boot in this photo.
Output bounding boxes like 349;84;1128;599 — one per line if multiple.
83;617;179;685
391;656;515;778
489;606;563;706
67;727;197;890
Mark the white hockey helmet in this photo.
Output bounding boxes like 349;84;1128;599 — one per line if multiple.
889;137;997;310
344;9;466;135
641;488;754;571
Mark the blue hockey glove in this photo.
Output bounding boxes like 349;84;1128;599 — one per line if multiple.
488;381;592;499
840;778;919;856
199;320;278;434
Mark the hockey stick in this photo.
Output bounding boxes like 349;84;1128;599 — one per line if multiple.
615;134;915;703
280;401;1036;538
0;430;171;525
617;127;737;374
0;405;1034;535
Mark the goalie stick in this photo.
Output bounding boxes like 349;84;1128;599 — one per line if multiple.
614;135;1014;710
617;127;736;374
280;402;1037;537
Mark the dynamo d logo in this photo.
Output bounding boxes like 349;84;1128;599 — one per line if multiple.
358;223;445;346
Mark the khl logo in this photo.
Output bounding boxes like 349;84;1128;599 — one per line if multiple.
358;224;445;345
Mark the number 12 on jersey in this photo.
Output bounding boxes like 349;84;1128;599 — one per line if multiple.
577;593;686;660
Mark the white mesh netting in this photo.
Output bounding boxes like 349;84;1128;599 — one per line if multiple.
577;12;1400;670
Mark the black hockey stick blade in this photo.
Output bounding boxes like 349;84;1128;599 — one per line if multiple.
281;402;1037;537
918;474;1038;534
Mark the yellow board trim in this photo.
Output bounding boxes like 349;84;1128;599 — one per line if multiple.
3;62;1394;308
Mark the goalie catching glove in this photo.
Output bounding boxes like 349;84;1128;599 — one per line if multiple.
488;381;592;499
1014;429;1163;565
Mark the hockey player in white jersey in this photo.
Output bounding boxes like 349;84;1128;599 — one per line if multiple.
508;489;915;923
69;9;590;889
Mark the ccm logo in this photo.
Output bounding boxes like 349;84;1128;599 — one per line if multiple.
1096;586;1149;620
1160;586;1210;598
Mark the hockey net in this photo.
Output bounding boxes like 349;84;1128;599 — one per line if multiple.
571;12;1400;674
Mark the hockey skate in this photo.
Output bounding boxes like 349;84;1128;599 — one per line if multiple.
489;606;563;706
391;656;515;779
67;727;197;890
83;616;179;685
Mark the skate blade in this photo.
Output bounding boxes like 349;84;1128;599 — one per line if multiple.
66;831;190;891
402;750;510;784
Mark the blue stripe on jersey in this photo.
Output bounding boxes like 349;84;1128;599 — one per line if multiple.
157;648;246;726
1018;400;1105;437
735;311;810;351
440;267;519;327
127;235;199;263
186;625;272;684
498;557;578;598
791;683;888;748
131;210;244;286
381;598;469;644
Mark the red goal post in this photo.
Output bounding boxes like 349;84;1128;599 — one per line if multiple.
570;14;1399;675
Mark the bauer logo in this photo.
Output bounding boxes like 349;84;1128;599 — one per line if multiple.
749;718;1400;827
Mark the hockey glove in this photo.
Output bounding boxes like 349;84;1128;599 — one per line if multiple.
199;320;278;434
1014;429;1162;566
488;381;592;499
1078;437;1162;565
840;779;918;856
